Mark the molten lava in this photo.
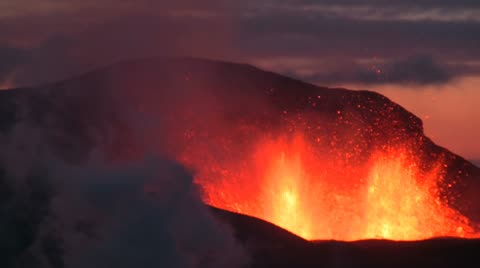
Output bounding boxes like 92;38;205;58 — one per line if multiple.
363;151;472;240
184;132;478;241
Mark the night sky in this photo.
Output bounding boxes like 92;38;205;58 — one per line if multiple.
1;0;479;163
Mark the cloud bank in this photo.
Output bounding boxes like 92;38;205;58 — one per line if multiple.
1;0;479;88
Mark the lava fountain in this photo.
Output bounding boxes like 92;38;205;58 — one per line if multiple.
180;131;478;241
363;150;473;240
155;69;479;241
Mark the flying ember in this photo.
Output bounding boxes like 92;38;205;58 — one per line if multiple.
180;130;478;241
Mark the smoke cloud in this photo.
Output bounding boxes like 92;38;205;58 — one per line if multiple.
56;157;248;268
0;0;237;88
0;121;248;267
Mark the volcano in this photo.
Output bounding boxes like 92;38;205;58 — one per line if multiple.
1;57;480;267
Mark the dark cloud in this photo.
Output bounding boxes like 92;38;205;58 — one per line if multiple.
238;14;480;60
295;55;453;85
260;0;480;9
386;55;452;84
1;0;479;87
0;46;28;82
0;12;236;87
0;0;237;87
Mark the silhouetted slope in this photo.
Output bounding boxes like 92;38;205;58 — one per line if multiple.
1;57;478;220
1;57;480;268
210;206;480;268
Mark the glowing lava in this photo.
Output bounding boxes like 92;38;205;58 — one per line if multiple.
259;136;317;239
185;133;478;241
363;151;473;240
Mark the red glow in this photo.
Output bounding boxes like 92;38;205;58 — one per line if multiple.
180;132;478;241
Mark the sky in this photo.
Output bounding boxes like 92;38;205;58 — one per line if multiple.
0;0;479;164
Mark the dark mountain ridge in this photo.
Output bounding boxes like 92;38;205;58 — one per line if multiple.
209;206;480;268
1;57;480;267
1;57;478;217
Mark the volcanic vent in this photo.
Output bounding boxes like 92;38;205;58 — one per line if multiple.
114;59;476;241
6;58;480;242
176;99;478;241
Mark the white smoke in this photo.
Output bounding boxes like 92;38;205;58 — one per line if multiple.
0;123;249;268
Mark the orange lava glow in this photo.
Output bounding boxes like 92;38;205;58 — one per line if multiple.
189;133;478;241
